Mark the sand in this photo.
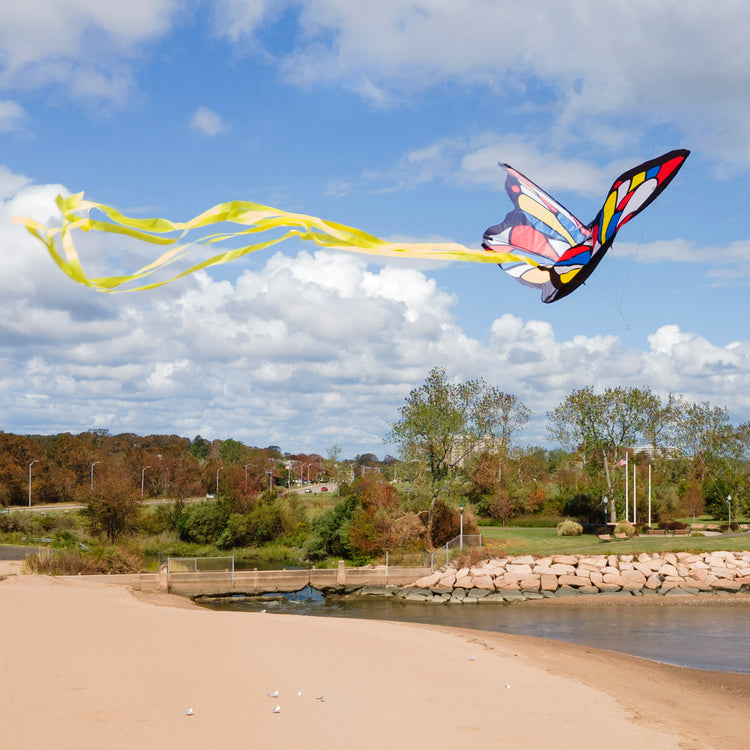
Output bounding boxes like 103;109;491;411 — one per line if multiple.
1;571;748;750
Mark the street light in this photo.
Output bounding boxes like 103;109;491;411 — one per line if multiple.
141;466;151;498
28;460;38;507
727;494;732;528
459;504;464;551
90;461;99;491
216;466;223;494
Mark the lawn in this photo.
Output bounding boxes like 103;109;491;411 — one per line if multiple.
479;525;750;557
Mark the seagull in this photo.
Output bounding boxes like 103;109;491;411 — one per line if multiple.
268;690;279;697
183;708;194;716
272;705;281;713
469;655;475;661
315;696;326;702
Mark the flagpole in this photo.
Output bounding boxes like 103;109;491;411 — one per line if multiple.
648;464;652;528
633;464;637;525
625;452;629;522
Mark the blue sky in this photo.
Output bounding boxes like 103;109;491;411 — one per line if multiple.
2;1;750;458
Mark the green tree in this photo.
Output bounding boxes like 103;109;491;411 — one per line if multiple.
547;385;661;520
388;367;530;543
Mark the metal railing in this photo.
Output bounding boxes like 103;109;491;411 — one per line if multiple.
443;533;482;565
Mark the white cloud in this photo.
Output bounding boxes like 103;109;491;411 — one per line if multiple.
0;99;25;133
189;106;230;137
211;1;750;166
0;0;178;105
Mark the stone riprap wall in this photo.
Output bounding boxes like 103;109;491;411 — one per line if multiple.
399;551;750;603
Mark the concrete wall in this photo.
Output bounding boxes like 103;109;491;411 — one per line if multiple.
166;563;432;597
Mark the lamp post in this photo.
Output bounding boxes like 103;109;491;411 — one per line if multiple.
216;466;223;494
727;494;732;528
459;504;464;551
141;466;150;498
28;460;38;507
90;461;99;491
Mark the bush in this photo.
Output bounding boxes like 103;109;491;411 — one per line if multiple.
614;521;636;537
557;520;583;536
177;500;231;544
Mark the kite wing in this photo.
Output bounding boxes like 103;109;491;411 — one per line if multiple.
482;149;690;303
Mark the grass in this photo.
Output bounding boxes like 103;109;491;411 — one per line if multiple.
480;525;750;557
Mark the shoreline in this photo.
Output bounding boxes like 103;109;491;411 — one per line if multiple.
1;573;749;748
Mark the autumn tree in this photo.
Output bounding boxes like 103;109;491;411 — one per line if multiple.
81;465;141;543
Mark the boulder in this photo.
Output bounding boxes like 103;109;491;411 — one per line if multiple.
552;555;579;565
519;576;541;591
540;574;558;591
415;572;442;588
510;555;536;566
558;574;589;588
472;575;495;591
506;564;533;576
710;579;741;591
549;563;576;575
595;582;622;592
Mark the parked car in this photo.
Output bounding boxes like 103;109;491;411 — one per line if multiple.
320;486;328;492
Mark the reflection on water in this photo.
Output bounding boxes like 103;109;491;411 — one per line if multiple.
199;591;750;673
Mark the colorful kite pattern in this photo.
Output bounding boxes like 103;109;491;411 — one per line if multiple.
14;150;688;301
482;149;690;302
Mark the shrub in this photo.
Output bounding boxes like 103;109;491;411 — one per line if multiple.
177;500;231;544
614;521;636;537
557;520;583;536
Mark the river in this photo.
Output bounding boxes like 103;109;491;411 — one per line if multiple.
198;589;750;674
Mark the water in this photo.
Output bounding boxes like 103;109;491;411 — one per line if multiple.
199;590;750;673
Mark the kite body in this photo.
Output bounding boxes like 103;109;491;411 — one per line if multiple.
482;149;690;302
15;149;688;301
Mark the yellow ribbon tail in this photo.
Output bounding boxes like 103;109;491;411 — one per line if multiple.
14;194;534;293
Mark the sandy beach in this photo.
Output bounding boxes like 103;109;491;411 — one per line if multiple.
1;568;748;750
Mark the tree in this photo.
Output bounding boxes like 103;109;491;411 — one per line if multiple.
547;386;661;520
81;466;141;543
387;367;530;543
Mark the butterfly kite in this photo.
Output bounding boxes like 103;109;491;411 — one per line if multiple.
15;149;689;301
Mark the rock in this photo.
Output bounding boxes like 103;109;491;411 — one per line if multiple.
510;555;536;566
603;573;628;587
540;574;558;591
415;572;442;588
500;590;526;602
519;576;541;591
467;587;491;599
496;581;521;591
552;555;579;565
558;575;589;588
554;586;580;597
549;563;576;575
472;575;495;591
595;582;622;592
439;571;457;587
455;575;474;588
482;593;506;603
710;579;741;591
506;564;533;576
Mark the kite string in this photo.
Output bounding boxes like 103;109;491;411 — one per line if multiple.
14;193;530;293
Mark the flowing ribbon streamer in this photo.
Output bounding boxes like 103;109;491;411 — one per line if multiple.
14;193;530;293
